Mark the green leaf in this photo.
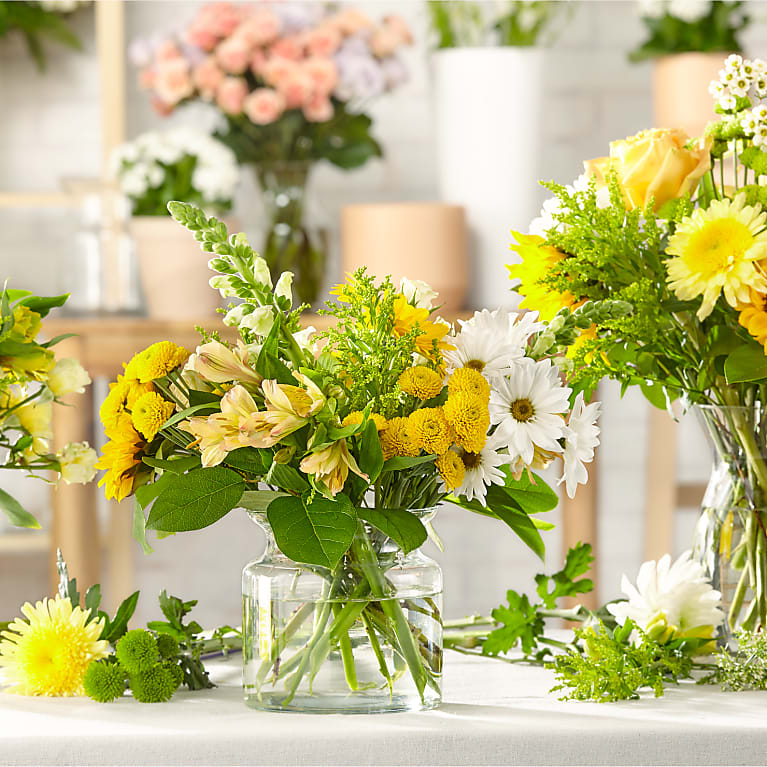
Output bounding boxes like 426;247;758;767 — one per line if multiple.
358;420;383;483
16;293;68;317
535;542;594;608
161;402;219;429
239;489;291;512
267;493;357;568
0;488;40;529
102;591;140;644
381;455;436;472
84;585;102;616
223;447;266;476
141;455;201;474
499;469;559;514
265;462;310;494
188;389;223;407
40;333;76;348
725;343;767;384
357;507;428;555
132;500;154;555
255;319;294;385
147;467;246;532
484;592;545;656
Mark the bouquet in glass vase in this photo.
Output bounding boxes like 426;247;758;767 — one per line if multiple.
132;2;412;307
509;54;767;639
95;201;600;713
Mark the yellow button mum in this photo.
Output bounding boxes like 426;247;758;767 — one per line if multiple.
738;288;767;350
409;407;452;456
131;391;175;441
666;194;767;320
342;411;387;431
447;367;490;402
443;391;489;453
436;450;465;492
0;596;109;696
379;416;419;461
125;341;189;383
398;366;444;400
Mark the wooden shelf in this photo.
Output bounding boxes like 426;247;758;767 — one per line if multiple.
0;192;77;208
0;533;50;553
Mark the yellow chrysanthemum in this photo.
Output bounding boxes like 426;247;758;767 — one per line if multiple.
666;194;767;320
738;288;767;350
95;425;144;502
379;416;419;461
435;450;465;493
398;366;444;400
100;376;154;438
409;407;452;456
124;341;189;384
10;306;42;341
447;367;491;403
508;232;581;322
341;411;387;431
0;596;109;696
443;391;489;453
392;296;453;361
131;391;175;441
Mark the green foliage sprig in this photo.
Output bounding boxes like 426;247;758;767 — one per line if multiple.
704;629;767;690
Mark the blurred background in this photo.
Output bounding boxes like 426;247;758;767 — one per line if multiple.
0;0;761;627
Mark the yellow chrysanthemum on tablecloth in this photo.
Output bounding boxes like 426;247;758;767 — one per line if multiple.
96;424;144;502
738;288;767;351
131;391;175;441
392;296;453;361
341;411;387;431
379;416;419;461
508;232;581;322
443;391;489;454
447;367;491;403
435;450;465;492
125;341;189;383
398;366;444;400
666;194;767;320
0;596;109;696
409;407;452;456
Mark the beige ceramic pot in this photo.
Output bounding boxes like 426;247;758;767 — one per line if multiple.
132;215;236;320
341;203;468;313
653;52;731;137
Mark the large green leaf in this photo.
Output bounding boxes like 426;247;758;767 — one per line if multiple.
725;344;767;384
358;420;383;483
16;293;68;317
142;455;201;474
223;447;266;476
255;319;294;385
357;507;427;555
498;469;559;514
0;488;40;529
147;467;246;532
381;455;436;472
267;493;357;568
239;489;291;512
265;462;310;494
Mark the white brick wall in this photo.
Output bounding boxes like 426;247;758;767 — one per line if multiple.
1;1;765;624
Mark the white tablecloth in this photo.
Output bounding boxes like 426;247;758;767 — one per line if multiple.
2;653;767;766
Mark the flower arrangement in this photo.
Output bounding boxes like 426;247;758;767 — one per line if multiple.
131;2;412;305
110;128;239;217
631;0;748;61
508;54;767;637
0;287;97;529
92;200;599;711
428;0;566;48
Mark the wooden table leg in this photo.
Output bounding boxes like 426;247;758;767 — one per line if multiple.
50;337;101;595
644;406;678;561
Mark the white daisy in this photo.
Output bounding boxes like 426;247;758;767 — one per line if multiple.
489;358;571;465
455;433;509;505
560;392;601;498
607;551;723;639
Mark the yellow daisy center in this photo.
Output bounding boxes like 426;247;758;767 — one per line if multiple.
466;359;486;372
511;398;535;422
461;451;482;470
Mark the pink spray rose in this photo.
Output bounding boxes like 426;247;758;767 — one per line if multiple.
216;76;248;115
155;40;183;61
186;23;219;52
369;26;401;59
269;35;305;61
383;14;413;45
201;2;243;38
215;35;251;74
277;70;314;110
304;24;342;57
331;8;374;36
237;8;281;47
303;93;334;123
193;56;225;100
262;56;299;87
154;58;194;106
244;88;286;125
250;48;267;77
138;68;156;90
303;57;338;95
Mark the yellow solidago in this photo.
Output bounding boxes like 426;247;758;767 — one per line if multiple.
342;411;387;431
379;416;419;461
392;296;453;361
738;288;767;350
0;596;109;696
443;391;489;453
398;366;444;400
666;194;767;320
409;407;452;456
435;450;465;492
124;341;189;383
131;391;175;441
447;367;491;403
96;424;144;502
508;232;581;322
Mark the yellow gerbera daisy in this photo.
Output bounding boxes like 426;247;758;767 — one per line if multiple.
341;411;388;431
435;450;465;492
447;367;491;403
131;391;175;441
125;341;189;383
666;194;767;320
379;416;420;460
398;366;444;400
96;424;145;502
409;407;452;456
392;296;453;361
0;596;109;696
738;288;767;350
443;391;489;453
508;232;581;322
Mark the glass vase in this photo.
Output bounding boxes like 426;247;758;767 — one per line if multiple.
693;404;767;639
242;509;443;714
252;162;328;308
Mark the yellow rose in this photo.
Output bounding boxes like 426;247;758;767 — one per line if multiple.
584;128;711;211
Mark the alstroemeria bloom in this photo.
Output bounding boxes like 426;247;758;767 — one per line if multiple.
189;340;261;386
299;440;368;496
258;376;325;440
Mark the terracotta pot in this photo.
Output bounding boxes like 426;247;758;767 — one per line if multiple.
653;52;731;137
341;203;468;313
132;215;236;320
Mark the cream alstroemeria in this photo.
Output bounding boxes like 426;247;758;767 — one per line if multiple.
259;377;325;439
299;439;368;496
57;441;99;484
189;340;261;385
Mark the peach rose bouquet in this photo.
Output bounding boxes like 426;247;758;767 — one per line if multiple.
131;2;412;306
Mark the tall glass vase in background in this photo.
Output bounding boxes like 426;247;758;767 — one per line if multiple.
253;162;328;309
242;508;443;714
693;404;767;640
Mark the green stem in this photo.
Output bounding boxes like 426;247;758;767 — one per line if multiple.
334;605;358;692
361;610;393;697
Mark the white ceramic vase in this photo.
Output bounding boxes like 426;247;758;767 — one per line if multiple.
432;47;544;310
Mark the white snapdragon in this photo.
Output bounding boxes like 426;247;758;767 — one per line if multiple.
275;272;294;303
209;275;238;298
253;257;272;288
241;306;275;336
223;304;251;327
399;278;438;310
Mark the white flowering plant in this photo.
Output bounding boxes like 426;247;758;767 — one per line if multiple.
0;287;97;529
110;128;239;217
631;0;748;62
